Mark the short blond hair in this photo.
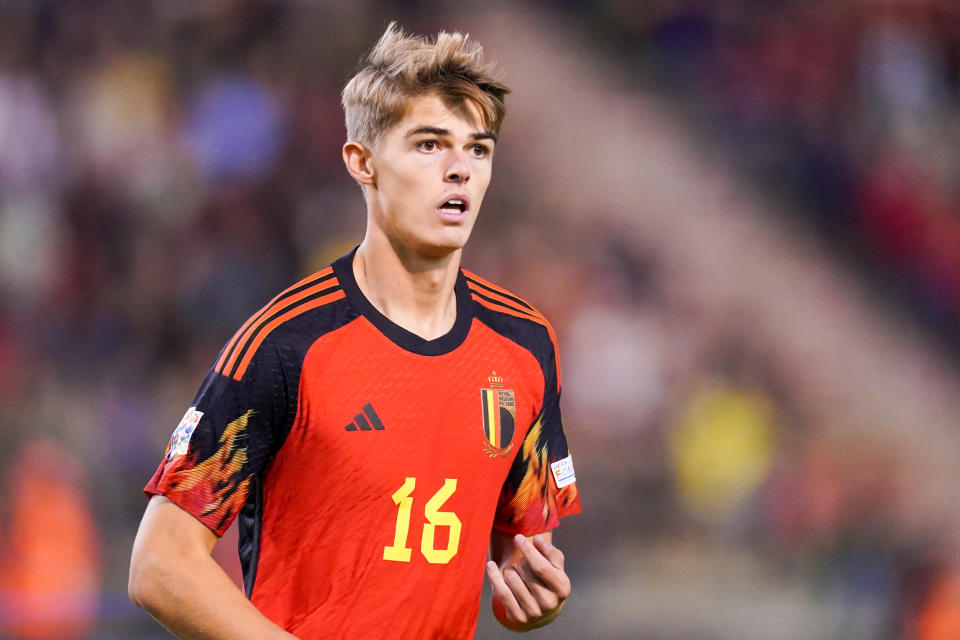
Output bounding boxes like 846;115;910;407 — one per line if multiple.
342;22;510;147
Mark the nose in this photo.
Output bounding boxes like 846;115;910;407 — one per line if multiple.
444;149;470;184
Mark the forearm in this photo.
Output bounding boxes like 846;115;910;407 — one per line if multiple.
130;549;295;640
130;496;297;640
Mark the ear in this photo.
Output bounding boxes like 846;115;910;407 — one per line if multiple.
342;141;376;187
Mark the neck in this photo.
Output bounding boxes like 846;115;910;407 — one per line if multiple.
353;229;462;341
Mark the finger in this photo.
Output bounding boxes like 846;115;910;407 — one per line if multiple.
531;534;565;569
486;561;527;624
514;561;560;611
514;535;571;597
503;565;542;619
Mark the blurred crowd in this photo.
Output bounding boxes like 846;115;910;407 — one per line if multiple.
545;1;960;637
560;0;960;356
0;2;395;635
0;1;957;639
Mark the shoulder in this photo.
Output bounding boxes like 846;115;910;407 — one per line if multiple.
462;269;545;321
462;268;561;389
213;265;351;381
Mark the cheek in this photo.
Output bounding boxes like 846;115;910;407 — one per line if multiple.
379;166;423;207
472;166;493;198
391;162;436;196
474;158;493;179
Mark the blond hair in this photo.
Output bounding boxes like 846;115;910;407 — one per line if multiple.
342;22;510;147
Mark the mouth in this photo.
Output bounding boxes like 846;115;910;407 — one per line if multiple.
437;195;470;221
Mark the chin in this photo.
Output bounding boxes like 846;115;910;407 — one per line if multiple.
416;233;470;259
391;220;475;260
420;241;465;260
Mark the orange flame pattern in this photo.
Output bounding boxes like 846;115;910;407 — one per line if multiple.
155;409;253;535
496;414;581;534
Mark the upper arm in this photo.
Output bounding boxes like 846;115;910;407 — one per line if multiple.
129;495;218;604
133;495;219;559
131;496;218;574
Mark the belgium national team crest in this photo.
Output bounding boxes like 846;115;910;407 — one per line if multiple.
480;386;515;457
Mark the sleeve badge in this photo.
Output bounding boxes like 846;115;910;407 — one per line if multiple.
166;407;204;460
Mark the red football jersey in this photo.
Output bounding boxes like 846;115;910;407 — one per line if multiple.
145;249;581;639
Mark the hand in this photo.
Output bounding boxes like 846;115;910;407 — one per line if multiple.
486;533;571;631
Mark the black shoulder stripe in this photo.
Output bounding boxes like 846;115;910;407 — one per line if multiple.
469;289;540;320
225;282;343;380
217;269;339;375
277;270;338;301
464;276;536;312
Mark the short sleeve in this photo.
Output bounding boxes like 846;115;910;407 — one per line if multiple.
144;342;290;536
493;342;582;536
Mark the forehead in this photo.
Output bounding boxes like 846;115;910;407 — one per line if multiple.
391;93;485;136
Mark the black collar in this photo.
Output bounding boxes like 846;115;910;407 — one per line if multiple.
332;247;473;356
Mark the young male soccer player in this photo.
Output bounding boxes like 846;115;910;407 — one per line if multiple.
129;23;581;639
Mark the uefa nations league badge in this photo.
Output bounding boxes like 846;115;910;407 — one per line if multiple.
167;407;203;460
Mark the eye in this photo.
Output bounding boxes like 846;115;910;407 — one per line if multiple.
417;139;438;152
471;143;490;158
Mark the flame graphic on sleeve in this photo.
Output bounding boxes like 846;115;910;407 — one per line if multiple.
556;478;579;511
495;414;582;534
155;410;253;535
512;417;551;524
499;416;555;533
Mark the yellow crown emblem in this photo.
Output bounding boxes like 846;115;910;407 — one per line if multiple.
487;371;503;388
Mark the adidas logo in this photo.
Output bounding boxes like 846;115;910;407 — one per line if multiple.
344;403;386;431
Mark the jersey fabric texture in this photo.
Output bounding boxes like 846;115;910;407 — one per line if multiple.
145;248;581;639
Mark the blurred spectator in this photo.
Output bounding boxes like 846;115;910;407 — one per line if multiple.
914;567;960;640
668;372;777;525
0;440;100;639
0;74;61;194
183;74;286;184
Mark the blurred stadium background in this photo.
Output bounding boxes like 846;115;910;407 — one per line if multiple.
1;1;959;638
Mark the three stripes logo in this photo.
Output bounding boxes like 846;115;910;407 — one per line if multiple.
344;403;386;432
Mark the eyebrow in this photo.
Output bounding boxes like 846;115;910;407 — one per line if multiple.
406;126;498;143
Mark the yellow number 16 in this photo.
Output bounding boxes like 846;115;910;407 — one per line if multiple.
383;477;462;564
